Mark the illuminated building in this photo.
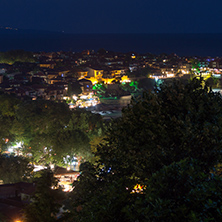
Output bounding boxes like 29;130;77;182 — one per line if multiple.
86;66;129;85
54;166;80;192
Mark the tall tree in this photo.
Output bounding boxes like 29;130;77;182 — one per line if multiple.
0;94;21;148
53;110;105;166
23;169;62;222
0;154;33;184
0;50;36;64
13;100;71;163
66;78;222;221
124;158;222;222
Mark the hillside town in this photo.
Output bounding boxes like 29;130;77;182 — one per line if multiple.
1;49;221;109
1;49;222;221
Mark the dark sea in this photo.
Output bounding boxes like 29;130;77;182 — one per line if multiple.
0;30;222;57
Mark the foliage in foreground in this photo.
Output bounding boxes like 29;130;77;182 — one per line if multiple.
0;154;33;184
0;50;36;64
124;158;222;221
66;78;222;221
23;169;65;222
0;97;105;166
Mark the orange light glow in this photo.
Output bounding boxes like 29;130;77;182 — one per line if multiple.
121;75;130;83
131;184;146;194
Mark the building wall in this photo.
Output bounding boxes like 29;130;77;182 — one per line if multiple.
0;185;16;198
86;67;94;77
0;68;6;74
86;67;103;78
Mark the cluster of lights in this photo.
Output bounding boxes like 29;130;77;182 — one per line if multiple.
33;165;47;172
151;75;164;79
68;93;100;109
7;142;23;155
63;155;78;169
120;75;131;83
181;70;189;74
131;184;146;194
166;74;174;78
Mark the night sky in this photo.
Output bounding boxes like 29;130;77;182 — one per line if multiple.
0;0;221;34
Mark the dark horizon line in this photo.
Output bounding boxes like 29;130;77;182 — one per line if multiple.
1;27;222;35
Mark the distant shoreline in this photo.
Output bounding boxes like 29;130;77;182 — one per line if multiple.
0;31;222;57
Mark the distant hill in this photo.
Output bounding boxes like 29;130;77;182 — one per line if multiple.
0;28;222;56
0;28;68;52
0;27;63;35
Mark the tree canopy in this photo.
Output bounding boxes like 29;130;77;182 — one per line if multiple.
0;50;36;64
0;95;105;167
23;169;63;222
0;94;21;148
0;154;33;183
66;78;222;221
